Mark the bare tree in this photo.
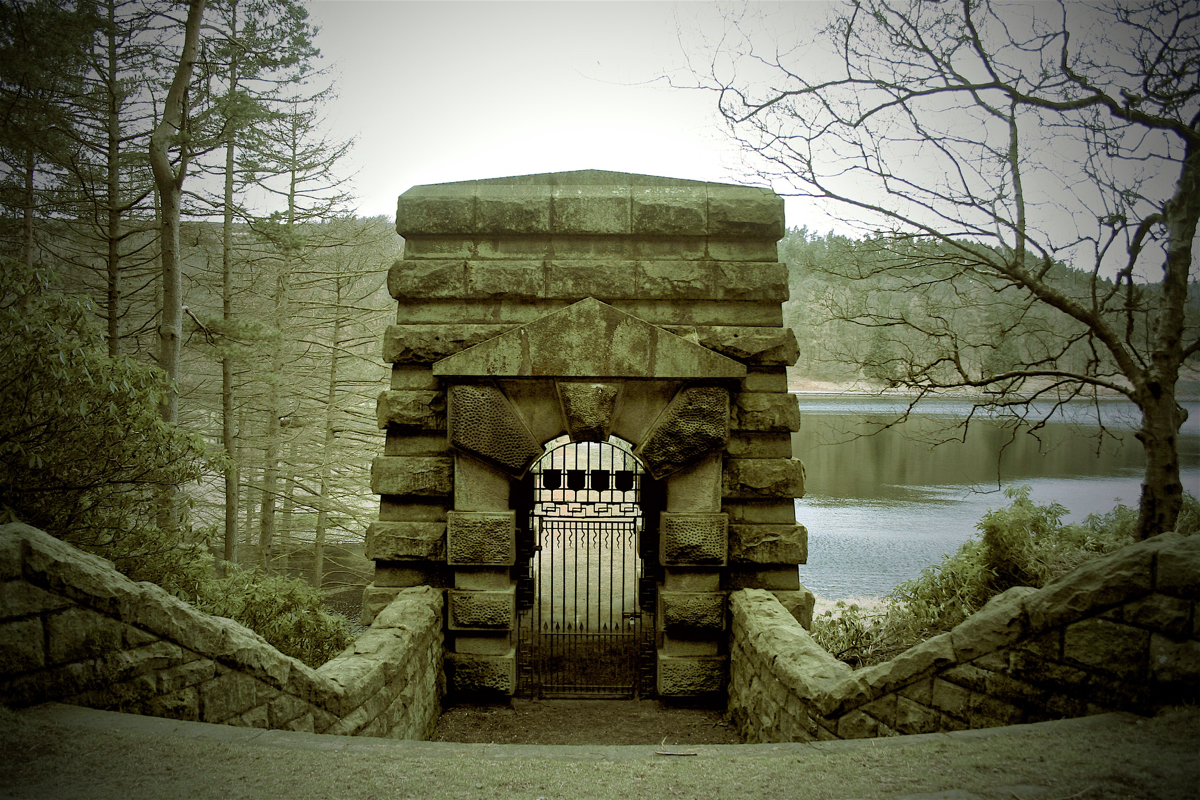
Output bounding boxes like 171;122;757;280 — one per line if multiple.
684;0;1199;538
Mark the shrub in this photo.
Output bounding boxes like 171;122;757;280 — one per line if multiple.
0;260;352;668
810;487;1198;668
195;568;353;668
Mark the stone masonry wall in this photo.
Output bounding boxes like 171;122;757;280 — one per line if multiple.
0;523;444;739
728;532;1199;743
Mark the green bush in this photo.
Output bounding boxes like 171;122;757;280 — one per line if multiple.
0;260;352;668
195;568;353;667
810;487;1198;668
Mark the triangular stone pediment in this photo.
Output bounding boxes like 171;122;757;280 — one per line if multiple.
432;298;746;379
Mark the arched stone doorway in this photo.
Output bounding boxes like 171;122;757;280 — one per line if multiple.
520;435;650;698
367;170;809;702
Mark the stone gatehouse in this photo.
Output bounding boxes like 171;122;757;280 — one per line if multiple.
366;170;808;699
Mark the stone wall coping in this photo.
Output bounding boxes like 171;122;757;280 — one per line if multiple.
2;523;444;735
733;532;1197;721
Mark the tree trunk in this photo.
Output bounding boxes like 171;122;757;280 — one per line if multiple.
148;0;204;532
313;278;344;588
105;2;121;357
23;151;35;271
1135;392;1185;539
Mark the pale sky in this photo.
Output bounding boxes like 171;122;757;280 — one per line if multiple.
305;0;832;230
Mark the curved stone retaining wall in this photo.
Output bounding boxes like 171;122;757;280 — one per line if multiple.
0;524;444;739
728;532;1199;742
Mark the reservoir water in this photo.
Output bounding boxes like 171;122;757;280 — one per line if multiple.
791;395;1200;599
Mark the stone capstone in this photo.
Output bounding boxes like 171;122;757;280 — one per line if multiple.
772;588;816;630
365;522;446;562
396;171;783;240
660;512;728;566
657;655;727;696
557;381;619;442
446;511;516;566
447;651;516;695
728;524;808;565
635;386;730;479
447;588;515;631
370;457;453;498
447;384;542;477
660;592;726;634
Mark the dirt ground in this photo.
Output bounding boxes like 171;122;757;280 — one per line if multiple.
430;698;743;746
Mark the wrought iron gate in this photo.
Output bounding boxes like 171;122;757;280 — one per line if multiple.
517;437;652;698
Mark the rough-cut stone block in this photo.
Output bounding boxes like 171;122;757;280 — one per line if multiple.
365;522;446;562
723;458;806;500
553;186;631;235
396;189;474;236
949;585;1035;662
370;457;453;498
706;239;779;262
660;512;728;566
707;187;785;239
836;709;879;739
447;384;542;476
1149;634;1200;684
657;654;727;696
360;583;402;626
557;382;619;442
724;501;797;525
726;433;793;459
476;185;551;235
733;392;801;432
382;324;511;365
373;563;451;588
199;671;258;723
665;453;722;513
1063;617;1149;679
714;262;789;303
772;588;815;629
447;588;515;631
466;260;544;299
0;617;44;674
635;386;729;479
1025;535;1167;632
447;511;516;566
1117;593;1191;638
1155;534;1200;599
448;651;515;695
376;390;446;431
638;260;711;300
729;524;807;565
45;607;126;666
632;187;706;235
680;327;798;369
387;259;464;300
660;592;726;634
1;580;70;619
546;260;639;299
725;568;801;591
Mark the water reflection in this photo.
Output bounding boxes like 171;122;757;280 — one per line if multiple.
792;396;1200;599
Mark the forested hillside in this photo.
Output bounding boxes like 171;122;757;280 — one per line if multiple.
780;228;1200;399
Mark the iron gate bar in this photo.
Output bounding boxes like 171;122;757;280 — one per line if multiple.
519;437;650;699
